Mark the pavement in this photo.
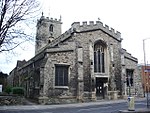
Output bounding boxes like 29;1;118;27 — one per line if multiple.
0;97;147;111
22;98;38;105
119;109;150;113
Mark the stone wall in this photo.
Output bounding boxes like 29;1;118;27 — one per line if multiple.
73;29;122;94
122;49;143;97
42;49;77;98
0;96;25;105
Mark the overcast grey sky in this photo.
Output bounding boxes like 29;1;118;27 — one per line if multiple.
0;0;150;74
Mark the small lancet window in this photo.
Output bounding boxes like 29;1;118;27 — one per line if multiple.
49;24;53;32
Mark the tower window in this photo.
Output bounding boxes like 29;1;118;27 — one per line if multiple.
49;24;53;32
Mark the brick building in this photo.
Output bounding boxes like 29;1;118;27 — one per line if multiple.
9;15;143;104
139;64;150;94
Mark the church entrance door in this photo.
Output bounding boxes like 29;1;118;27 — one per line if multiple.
96;77;107;99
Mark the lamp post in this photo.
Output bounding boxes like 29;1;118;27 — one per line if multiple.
143;38;150;108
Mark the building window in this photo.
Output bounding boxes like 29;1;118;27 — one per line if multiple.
94;41;105;73
126;69;134;86
49;24;53;32
55;65;69;86
110;44;114;62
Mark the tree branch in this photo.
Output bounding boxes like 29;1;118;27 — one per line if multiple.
0;0;39;53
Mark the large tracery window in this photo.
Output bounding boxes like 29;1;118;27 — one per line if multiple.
94;41;105;73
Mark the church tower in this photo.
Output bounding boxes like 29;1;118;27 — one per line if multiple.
35;13;62;54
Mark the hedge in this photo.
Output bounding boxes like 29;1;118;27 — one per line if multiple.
11;87;25;96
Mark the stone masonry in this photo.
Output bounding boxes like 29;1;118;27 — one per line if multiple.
9;14;144;104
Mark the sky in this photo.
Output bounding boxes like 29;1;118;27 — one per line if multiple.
0;0;150;74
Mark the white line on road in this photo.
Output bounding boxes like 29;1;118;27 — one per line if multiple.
77;106;112;112
42;112;53;113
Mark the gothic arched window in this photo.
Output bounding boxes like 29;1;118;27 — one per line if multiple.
49;24;53;32
94;41;106;73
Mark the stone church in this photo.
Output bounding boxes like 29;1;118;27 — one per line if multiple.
9;14;143;104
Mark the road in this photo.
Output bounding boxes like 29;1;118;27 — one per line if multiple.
0;98;147;113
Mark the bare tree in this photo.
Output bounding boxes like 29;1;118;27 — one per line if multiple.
0;0;40;52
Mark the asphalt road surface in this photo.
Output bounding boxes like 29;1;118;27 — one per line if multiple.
0;99;147;113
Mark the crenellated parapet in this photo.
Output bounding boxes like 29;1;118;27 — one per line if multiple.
37;15;62;25
48;20;122;48
71;21;121;41
36;18;122;54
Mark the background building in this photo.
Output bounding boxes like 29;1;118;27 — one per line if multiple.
0;72;8;92
139;64;150;94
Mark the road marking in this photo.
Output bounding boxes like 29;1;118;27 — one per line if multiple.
136;103;146;105
42;112;53;113
77;106;112;112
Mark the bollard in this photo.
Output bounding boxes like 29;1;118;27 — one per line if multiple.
127;96;135;111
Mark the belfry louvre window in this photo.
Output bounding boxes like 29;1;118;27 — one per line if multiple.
49;24;53;32
55;65;69;86
94;42;105;73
